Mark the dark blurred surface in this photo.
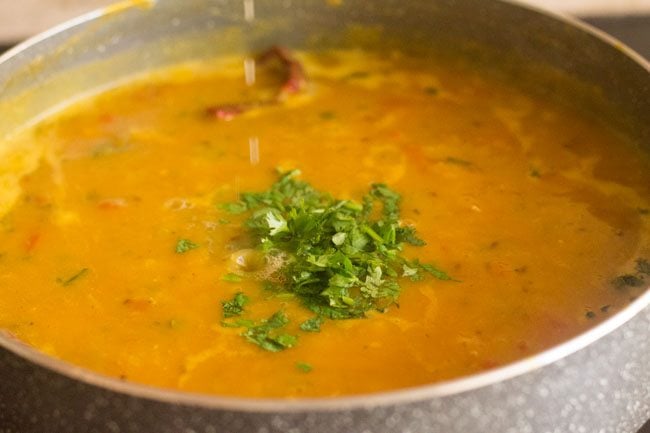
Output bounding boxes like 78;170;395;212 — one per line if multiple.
1;14;649;58
0;11;648;433
1;15;650;59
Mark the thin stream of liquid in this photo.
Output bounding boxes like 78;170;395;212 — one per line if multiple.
243;0;260;167
249;136;260;165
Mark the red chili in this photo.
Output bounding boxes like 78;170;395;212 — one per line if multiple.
206;46;307;121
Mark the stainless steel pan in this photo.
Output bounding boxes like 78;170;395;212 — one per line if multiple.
0;1;648;432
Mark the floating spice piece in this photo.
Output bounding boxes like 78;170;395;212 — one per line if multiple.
612;274;645;289
206;103;252;121
206;46;307;121
123;297;154;311
24;233;41;253
257;45;308;100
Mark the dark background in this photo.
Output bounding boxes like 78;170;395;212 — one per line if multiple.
1;12;649;433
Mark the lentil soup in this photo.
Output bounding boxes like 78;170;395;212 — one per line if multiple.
0;49;648;398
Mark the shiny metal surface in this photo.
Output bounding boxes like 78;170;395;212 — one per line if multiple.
0;1;648;432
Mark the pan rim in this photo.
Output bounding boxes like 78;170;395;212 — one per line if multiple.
0;0;649;413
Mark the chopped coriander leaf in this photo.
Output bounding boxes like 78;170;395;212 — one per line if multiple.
57;268;89;286
397;226;426;246
296;362;313;373
242;311;297;352
220;169;455;326
332;232;347;246
222;292;249;318
221;318;255;328
300;316;322;332
220;202;248;214
418;262;455;281
402;264;420;281
265;210;288;235
175;239;199;254
221;273;243;283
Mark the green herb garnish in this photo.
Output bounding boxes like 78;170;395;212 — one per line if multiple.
175;239;199;254
221;292;249;318
299;316;323;332
221;273;243;283
220;202;248;215
223;169;453;319
221;318;255;328
218;169;454;351
242;311;297;352
56;268;89;286
296;362;313;373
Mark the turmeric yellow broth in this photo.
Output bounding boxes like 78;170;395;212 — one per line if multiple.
0;49;649;398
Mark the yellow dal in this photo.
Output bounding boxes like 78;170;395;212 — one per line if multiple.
0;50;648;398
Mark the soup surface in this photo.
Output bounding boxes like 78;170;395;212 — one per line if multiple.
0;49;649;398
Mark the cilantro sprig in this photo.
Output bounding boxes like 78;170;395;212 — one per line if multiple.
221;292;249;318
175;239;199;254
219;169;454;351
242;311;297;352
